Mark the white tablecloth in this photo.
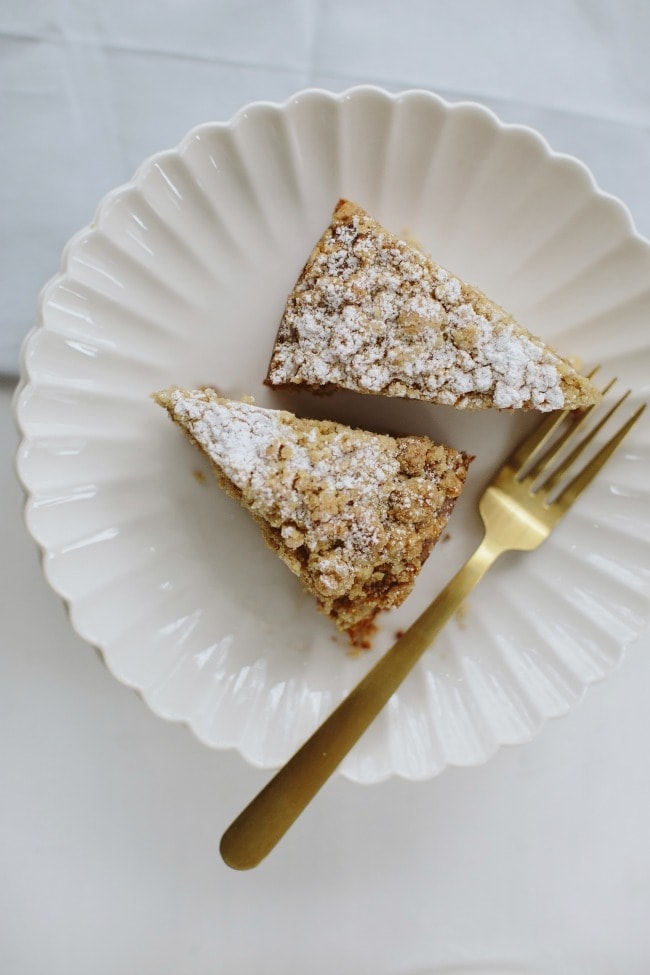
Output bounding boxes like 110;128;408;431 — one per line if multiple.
2;3;650;972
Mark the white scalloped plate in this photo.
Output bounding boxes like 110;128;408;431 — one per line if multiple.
14;87;650;783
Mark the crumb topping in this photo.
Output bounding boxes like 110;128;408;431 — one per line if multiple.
156;387;469;632
267;201;578;411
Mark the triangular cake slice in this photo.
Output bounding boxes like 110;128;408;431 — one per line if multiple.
154;387;471;645
266;199;600;412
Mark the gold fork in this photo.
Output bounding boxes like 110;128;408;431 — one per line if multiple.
220;375;645;870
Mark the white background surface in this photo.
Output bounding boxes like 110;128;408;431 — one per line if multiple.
2;2;650;972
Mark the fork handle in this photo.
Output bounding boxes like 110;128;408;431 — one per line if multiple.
220;535;500;870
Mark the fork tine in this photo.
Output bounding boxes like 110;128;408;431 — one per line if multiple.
538;387;631;497
510;410;569;474
525;376;619;484
510;365;602;475
553;402;646;509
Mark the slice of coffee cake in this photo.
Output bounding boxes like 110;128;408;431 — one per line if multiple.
154;387;470;645
266;199;600;412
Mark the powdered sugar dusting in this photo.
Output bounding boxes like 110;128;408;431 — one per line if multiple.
267;202;569;411
167;389;398;515
157;388;469;622
170;389;312;505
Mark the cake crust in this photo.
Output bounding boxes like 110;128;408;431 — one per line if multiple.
266;199;600;412
154;387;471;643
